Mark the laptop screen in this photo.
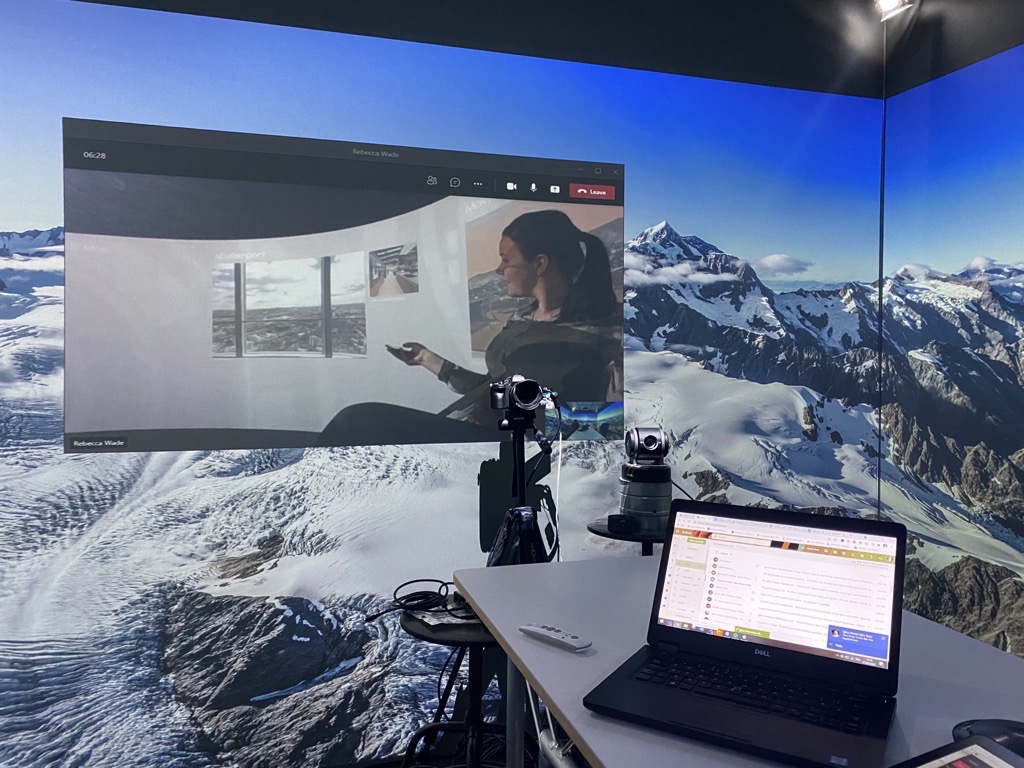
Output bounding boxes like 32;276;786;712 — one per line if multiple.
656;509;901;670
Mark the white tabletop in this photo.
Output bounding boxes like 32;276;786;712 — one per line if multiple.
454;556;1024;768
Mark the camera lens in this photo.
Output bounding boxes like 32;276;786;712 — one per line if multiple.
625;426;668;462
510;379;544;411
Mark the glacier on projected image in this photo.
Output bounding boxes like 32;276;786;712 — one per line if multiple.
2;223;1023;767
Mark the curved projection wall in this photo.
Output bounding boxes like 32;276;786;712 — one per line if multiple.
0;1;1020;765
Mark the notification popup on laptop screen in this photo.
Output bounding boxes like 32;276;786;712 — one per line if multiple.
659;509;902;669
63;119;624;452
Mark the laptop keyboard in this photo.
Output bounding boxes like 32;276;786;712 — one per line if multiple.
632;652;870;734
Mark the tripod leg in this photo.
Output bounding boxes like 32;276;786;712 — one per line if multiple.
422;646;465;757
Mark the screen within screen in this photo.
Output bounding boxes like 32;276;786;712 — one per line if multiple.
63;119;624;452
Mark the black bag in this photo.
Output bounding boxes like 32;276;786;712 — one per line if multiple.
486;504;557;566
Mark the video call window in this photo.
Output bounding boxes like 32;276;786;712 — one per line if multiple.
63;119;624;452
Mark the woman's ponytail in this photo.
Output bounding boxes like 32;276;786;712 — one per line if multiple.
561;231;616;322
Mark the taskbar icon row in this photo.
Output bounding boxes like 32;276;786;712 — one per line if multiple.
423;173;618;202
659;619;750;641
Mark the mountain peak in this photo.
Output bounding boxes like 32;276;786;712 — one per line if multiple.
953;257;1024;283
630;220;681;245
648;220;677;237
892;264;945;283
627;222;722;263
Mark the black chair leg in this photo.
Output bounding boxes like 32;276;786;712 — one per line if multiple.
466;646;484;767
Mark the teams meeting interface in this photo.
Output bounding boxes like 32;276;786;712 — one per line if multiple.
658;513;898;668
63;119;624;453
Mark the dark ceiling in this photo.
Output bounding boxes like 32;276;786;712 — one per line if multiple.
885;0;1024;95
83;0;1024;98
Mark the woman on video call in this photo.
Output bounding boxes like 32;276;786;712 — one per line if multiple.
317;209;622;445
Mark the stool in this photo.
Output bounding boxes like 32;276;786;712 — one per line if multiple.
400;612;502;768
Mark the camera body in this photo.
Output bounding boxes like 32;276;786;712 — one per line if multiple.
490;375;545;412
615;426;672;534
625;426;670;464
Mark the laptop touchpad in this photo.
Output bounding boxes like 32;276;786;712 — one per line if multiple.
669;702;757;742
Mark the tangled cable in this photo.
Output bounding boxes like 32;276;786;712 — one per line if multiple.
365;578;476;622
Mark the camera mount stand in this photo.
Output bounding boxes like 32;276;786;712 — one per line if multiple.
499;403;551;509
486;381;557;567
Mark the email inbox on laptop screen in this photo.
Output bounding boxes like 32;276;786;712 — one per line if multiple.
658;512;899;669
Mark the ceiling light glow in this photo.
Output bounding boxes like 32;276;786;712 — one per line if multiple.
876;0;914;22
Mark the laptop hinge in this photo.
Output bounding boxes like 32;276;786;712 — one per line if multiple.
654;641;677;653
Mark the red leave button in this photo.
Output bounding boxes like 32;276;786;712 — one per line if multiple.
568;183;616;200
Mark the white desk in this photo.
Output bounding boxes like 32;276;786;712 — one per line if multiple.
454;557;1024;768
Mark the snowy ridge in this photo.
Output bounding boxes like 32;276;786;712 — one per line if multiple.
0;226;64;257
883;263;1024;355
772;286;868;353
626;221;722;265
954;256;1024;285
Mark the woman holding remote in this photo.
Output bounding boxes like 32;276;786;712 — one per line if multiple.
317;209;621;445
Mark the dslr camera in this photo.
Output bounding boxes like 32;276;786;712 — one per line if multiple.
490;375;545;412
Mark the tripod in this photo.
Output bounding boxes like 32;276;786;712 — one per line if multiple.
486;396;556;568
403;380;556;768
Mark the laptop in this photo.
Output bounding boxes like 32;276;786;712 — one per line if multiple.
584;499;907;768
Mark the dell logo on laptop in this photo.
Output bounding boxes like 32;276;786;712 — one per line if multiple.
754;648;771;658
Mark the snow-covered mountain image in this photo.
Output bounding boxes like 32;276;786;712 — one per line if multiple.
625;222;1024;651
3;222;1024;767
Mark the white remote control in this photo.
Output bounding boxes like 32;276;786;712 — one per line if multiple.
518;624;592;651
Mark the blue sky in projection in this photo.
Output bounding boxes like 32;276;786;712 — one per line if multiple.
885;44;1024;274
2;0;892;285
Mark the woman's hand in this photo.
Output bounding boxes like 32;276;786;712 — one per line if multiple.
385;343;446;376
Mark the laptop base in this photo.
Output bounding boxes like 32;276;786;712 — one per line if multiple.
585;646;894;768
